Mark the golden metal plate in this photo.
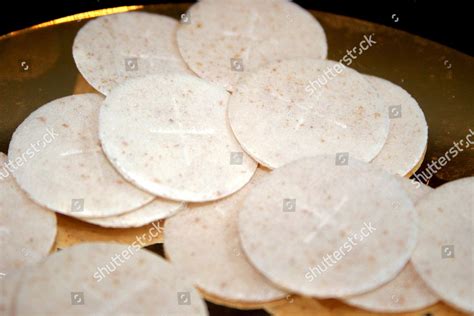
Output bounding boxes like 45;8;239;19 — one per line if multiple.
1;3;472;315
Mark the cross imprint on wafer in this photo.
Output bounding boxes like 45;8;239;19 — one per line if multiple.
227;12;260;73
303;195;348;243
150;98;215;166
177;291;191;305
274;90;348;131
59;146;106;182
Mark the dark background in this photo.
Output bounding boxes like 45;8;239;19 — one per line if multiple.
0;0;472;56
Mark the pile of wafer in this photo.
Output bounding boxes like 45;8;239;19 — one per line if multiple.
1;0;472;315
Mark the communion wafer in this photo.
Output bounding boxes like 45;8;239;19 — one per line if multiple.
238;156;417;298
0;153;56;273
73;12;192;95
411;177;474;313
177;0;327;91
343;176;437;312
164;168;286;304
85;198;185;228
8;94;154;218
228;59;389;169
367;75;428;176
15;243;208;315
99;74;257;202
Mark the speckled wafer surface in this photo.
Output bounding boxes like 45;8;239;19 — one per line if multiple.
411;177;474;314
0;153;56;273
99;74;257;202
0;269;24;316
164;168;286;304
239;156;417;298
85;198;185;228
344;263;438;312
343;177;437;312
8;94;154;218
73;12;192;95
367;75;428;176
15;243;208;315
228;59;389;169
177;0;327;91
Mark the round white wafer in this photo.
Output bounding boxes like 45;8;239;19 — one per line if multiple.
15;243;208;315
177;0;327;91
411;177;474;313
85;199;185;228
164;168;286;304
343;177;438;312
238;156;418;298
366;75;428;176
0;153;56;273
73;12;192;95
99;74;257;202
8;94;154;218
228;59;389;169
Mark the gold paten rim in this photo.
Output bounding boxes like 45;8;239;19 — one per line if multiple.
0;5;144;40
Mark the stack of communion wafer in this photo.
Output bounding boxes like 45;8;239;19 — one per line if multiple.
1;1;472;315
